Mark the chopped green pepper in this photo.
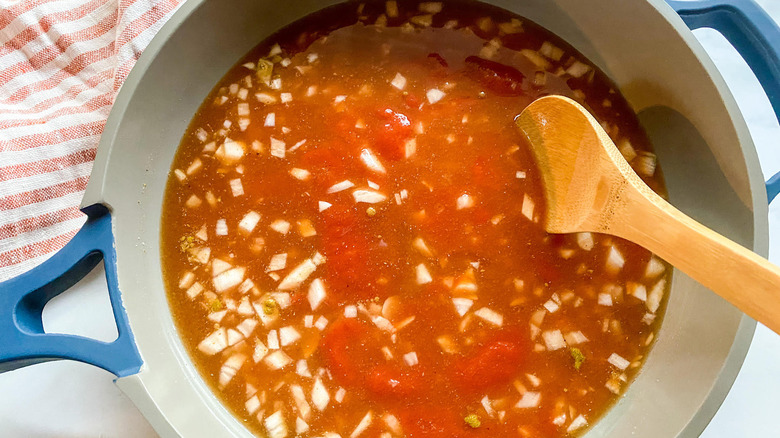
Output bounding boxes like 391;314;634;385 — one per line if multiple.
256;59;274;85
209;299;223;312
179;235;195;252
263;298;278;315
464;414;481;428
571;347;585;370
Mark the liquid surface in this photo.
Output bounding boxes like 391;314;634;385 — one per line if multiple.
161;2;670;437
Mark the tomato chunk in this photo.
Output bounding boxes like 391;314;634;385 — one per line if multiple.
464;56;525;96
366;364;426;399
453;331;529;391
371;108;412;161
320;318;376;384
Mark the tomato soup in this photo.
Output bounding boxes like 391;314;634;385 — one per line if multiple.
161;1;670;436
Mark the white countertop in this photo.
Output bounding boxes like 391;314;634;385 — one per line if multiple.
1;2;779;436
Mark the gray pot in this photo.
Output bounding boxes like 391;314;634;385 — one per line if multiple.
1;0;779;436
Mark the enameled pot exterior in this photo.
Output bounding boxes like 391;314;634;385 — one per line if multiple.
2;0;777;436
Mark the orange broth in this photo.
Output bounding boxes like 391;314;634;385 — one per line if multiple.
161;1;671;437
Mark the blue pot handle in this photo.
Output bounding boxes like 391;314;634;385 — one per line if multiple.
666;0;780;202
0;204;143;377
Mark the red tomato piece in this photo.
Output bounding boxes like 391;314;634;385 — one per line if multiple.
366;364;425;399
320;318;376;385
319;206;380;300
371;108;412;161
464;56;525;96
453;331;529;392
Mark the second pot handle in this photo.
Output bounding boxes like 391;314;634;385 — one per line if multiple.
666;0;780;201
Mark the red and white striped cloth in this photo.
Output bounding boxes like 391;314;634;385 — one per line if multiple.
0;0;183;281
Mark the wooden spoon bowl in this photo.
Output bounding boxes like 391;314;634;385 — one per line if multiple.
516;95;780;334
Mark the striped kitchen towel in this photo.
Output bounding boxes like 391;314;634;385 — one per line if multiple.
0;0;183;282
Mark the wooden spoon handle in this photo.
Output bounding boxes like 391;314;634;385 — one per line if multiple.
616;187;780;333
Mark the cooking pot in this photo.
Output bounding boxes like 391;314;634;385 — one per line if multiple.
1;0;779;436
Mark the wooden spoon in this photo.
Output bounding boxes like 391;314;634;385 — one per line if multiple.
516;94;780;334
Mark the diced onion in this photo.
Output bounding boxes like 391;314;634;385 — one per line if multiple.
635;151;657;177
344;305;358;318
237;318;258;337
270;137;286;158
245;395;260;415
456;193;474;210
481;395;496;418
198;328;227;355
264;410;288;438
415;263;433;284
543;299;559;313
267;253;287;272
541;330;566;350
213;258;232;276
279;326;301;346
515;391;541;409
412;237;434;257
296;359;312;378
227;329;244;346
403;352;419;366
215;139;245;165
391;73;407;90
521;194;534;220
308;278;327;310
353;189;387;204
608;353;630;370
646;279;665;313
350;411;373;438
270;219;291;235
426;88;445;104
418;2;442;13
290;168;311;181
452;298;473;317
311;378;330;411
314;316;329;330
566;61;591;78
253;341;269;363
598;293;613;306
563;331;589;345
645;256;665;279
185;195;202;208
359;148;386;174
627;282;647;301
319;201;332;211
567;415;588;433
474;307;503;326
278;259;317;290
216;219;228;235
213;267;246;292
219;354;246;388
290;384;312;420
576;232;594;251
606;246;625;273
383;413;402;435
178;271;195;289
239;211;261;234
295;418;309;435
267;330;280;350
334;387;346;404
371;315;395;332
404;138;417;158
264;350;292;370
327;180;355;193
